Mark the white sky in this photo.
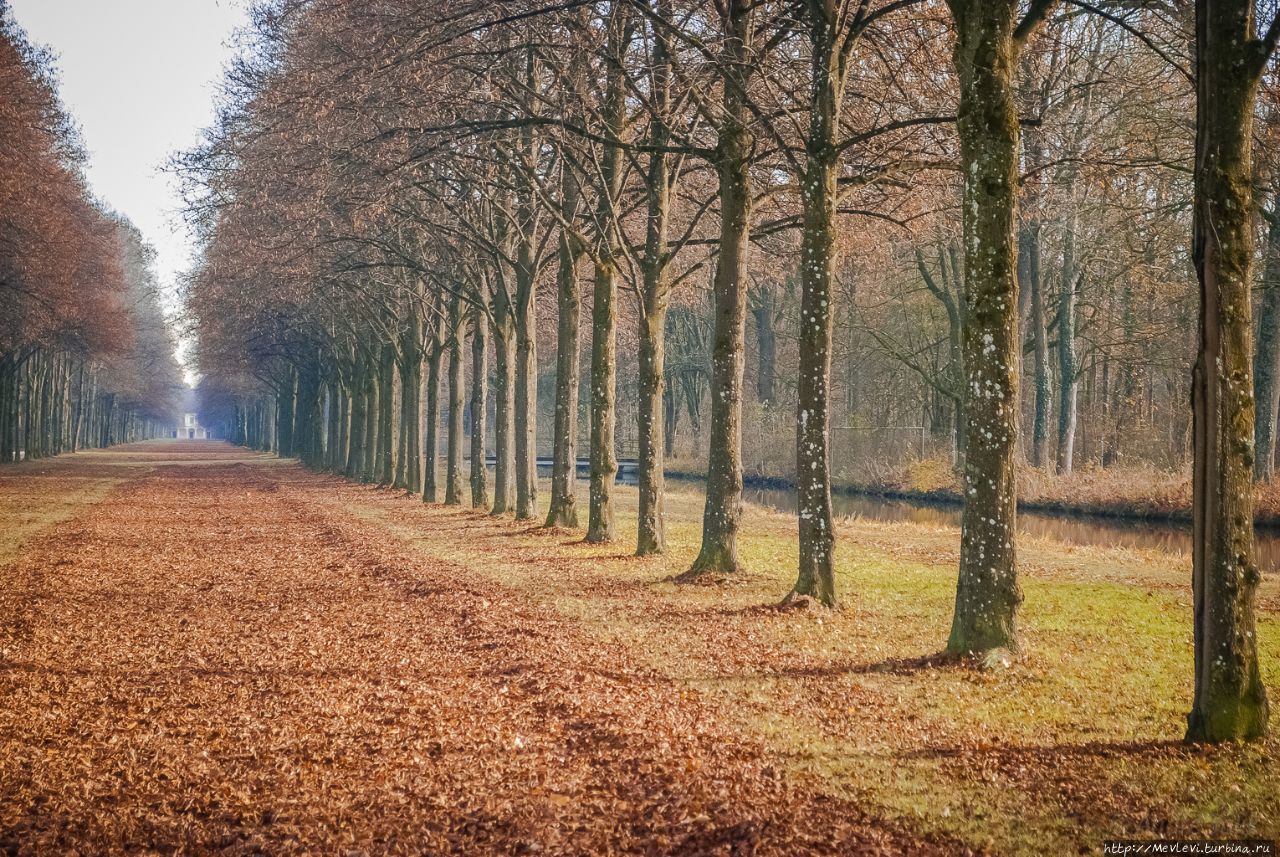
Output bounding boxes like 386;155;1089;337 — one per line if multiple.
8;0;251;379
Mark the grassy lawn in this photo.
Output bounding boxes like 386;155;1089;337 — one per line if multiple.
329;478;1278;855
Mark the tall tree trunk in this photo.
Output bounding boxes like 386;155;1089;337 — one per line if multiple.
586;258;618;543
471;309;490;510
682;0;754;578
346;368;366;479
423;342;442;503
1056;206;1079;474
446;296;465;505
944;0;1037;658
1021;223;1051;468
545;230;583;527
397;314;422;492
491;310;517;515
361;362;378;482
376;344;395;486
635;0;673;556
1252;196;1280;481
786;0;842;607
1186;0;1270;743
514;275;539;521
752;295;777;405
585;9;627;544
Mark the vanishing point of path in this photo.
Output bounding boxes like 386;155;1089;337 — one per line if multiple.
0;442;957;855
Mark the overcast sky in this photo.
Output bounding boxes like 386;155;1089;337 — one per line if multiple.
8;0;251;377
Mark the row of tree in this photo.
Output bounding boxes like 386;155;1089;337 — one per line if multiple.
183;0;1273;742
0;12;182;460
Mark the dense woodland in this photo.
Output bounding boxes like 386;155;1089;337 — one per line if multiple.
0;13;182;459
168;0;1274;743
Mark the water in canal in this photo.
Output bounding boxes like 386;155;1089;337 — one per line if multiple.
735;482;1280;575
548;463;1280;574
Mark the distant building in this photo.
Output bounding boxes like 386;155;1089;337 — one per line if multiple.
176;412;208;440
171;388;210;439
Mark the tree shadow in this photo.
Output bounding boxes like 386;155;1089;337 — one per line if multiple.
900;737;1187;762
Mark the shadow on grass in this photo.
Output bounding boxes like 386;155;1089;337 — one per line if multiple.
900;737;1188;762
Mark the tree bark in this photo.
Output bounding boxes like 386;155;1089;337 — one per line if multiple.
514;267;539;521
682;0;754;578
635;0;674;556
422;339;442;503
1252;197;1280;481
944;0;1031;658
752;293;778;405
376;344;395;486
446;295;465;505
1021;223;1051;468
586;257;618;543
491;308;517;515
1056;208;1079;474
1186;0;1270;743
545;230;583;527
470;308;490;510
786;0;842;607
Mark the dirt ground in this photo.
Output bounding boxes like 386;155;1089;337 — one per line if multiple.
0;442;966;855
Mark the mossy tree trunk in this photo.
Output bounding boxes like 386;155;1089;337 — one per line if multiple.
1186;0;1272;743
786;0;845;608
943;0;1053;657
683;0;754;578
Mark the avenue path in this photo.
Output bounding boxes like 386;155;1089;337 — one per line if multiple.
0;442;953;855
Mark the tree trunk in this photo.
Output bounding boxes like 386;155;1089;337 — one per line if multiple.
1186;0;1270;743
423;343;442;503
586;258;618;543
398;315;422;491
491;311;516;515
1021;222;1051;468
470;309;490;510
1056;208;1079;474
514;278;539;521
634;0;674;557
376;344;395;486
682;1;754;578
944;0;1027;658
545;230;582;527
446;296;465;504
361;362;378;482
753;296;778;405
786;0;841;607
1252;197;1280;481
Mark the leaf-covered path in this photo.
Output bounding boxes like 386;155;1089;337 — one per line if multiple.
0;442;951;855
